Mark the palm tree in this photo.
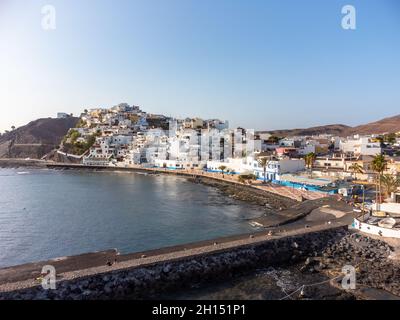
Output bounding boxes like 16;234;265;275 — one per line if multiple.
380;174;400;198
305;152;316;177
218;165;227;177
371;154;387;210
257;156;271;184
348;163;364;180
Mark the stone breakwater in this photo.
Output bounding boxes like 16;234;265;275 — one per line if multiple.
0;227;347;300
0;159;48;168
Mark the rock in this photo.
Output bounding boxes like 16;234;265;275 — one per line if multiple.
82;290;91;296
104;284;113;294
318;262;327;270
162;265;172;274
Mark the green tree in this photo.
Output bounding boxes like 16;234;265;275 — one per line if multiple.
69;130;81;143
305;152;316;177
267;136;280;144
348;163;364;180
257;156;271;184
380;174;400;198
384;133;396;144
238;174;256;184
218;165;227;177
371;154;387;210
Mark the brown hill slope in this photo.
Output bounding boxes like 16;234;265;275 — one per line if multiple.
347;115;400;136
262;124;350;137
0;117;79;159
263;114;400;137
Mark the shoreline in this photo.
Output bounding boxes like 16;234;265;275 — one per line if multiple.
1;158;380;300
0;159;346;228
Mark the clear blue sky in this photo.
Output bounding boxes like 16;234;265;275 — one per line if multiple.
1;0;399;132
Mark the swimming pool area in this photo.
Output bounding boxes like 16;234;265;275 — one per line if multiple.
273;179;338;194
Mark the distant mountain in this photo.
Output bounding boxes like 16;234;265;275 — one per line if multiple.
0;117;79;159
261;124;351;137
348;115;400;136
262;114;400;137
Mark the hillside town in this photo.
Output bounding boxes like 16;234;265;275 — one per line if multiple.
55;103;400;239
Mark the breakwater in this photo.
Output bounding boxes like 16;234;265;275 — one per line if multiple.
0;226;348;300
0;158;48;168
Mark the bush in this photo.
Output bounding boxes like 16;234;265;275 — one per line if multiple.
238;174;256;184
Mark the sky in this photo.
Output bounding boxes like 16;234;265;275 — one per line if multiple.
0;0;399;132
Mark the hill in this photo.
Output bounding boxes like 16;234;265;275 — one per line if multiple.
261;124;350;137
348;115;400;136
0;117;79;159
263;114;400;137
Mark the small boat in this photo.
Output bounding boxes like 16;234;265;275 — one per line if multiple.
372;211;387;217
378;218;396;229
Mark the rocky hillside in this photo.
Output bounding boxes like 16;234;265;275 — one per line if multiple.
261;124;350;137
348;114;400;136
0;117;79;159
263;114;400;137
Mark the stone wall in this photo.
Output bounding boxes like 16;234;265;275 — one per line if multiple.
0;227;347;300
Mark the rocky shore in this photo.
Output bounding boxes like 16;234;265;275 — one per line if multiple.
157;231;400;300
0;159;48;168
189;176;297;212
302;232;400;298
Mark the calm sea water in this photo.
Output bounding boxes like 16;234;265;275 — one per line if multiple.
0;168;263;268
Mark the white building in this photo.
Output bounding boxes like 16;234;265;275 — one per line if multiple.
57;112;69;119
83;155;112;166
339;135;382;156
206;157;305;181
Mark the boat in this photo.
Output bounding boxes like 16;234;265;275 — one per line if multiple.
378;218;396;229
372;211;387;217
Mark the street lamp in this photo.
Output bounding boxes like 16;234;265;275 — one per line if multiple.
361;184;365;221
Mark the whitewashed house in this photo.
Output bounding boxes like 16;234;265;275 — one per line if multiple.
206;157;305;181
339;135;382;156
